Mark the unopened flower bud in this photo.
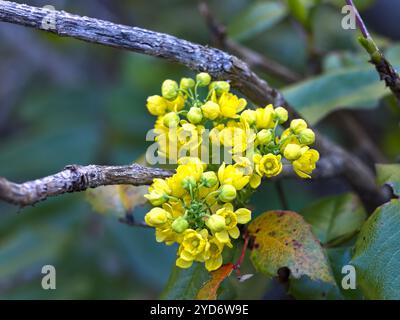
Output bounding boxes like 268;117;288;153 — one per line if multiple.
180;77;195;90
298;128;315;145
144;190;167;206
274;107;288;124
145;208;169;227
201;171;218;188
182;176;197;190
290;119;308;134
201;101;220;120
256;129;273;145
172;217;189;233
162;79;179;100
218;184;237;202
209;81;230;95
206;214;226;233
146;95;167;116
163;112;180;128
284;143;302;161
196;72;211;86
187;107;203;124
240;109;256;125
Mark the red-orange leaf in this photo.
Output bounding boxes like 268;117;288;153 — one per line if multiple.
196;263;234;300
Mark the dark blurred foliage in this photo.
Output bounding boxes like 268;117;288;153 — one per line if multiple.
0;0;399;299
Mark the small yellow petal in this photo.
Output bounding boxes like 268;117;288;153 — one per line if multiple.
176;258;193;269
228;226;240;239
235;208;252;224
215;230;230;243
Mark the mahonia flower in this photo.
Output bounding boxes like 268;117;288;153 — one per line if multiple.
143;157;255;271
144;72;320;272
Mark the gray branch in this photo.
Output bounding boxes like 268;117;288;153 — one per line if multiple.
0;158;343;207
0;164;173;207
0;1;391;211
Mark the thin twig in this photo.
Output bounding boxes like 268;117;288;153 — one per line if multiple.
346;0;400;103
275;181;289;211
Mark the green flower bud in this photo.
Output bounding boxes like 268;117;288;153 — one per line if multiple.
161;79;179;100
172;217;189;233
298;128;315;145
240;109;256;125
144;190;168;206
196;72;211;87
206;214;226;233
290;119;308;134
256;129;273;145
187;107;203;124
145;208;169;227
201;101;220;120
182;176;197;190
201;171;218;188
163;112;180;128
218;184;237;202
180;77;195;90
209;81;230;95
274;107;288;124
283;143;302;161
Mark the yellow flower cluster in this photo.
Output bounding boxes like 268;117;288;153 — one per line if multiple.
144;73;319;271
144;158;251;271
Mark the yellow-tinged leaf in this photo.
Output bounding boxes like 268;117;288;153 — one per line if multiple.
248;210;334;283
196;263;234;300
86;185;148;216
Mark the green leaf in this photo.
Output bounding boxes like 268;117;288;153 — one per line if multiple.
248;210;335;283
289;275;343;300
327;247;364;300
351;200;400;299
160;263;210;299
376;164;400;196
301;193;367;245
228;1;287;41
287;0;317;28
282;66;393;125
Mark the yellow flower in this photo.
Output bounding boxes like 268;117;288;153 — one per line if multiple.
146;95;168;116
187;107;203;124
162;79;179;100
255;153;283;178
201;101;220;120
283;143;302;161
214;203;252;243
206;214;226;233
240;109;256;125
292;149;320;178
196;72;211;86
279;128;300;153
218;184;237;202
205;237;224;271
209;81;230;95
274;107;288;124
298;128;315;145
218;163;250;191
219;126;254;154
290;119;308;134
145;178;171;205
176;229;210;268
168;162;204;198
217;92;247;118
255;105;274;129
145;207;170;227
249;173;262;189
155;223;180;245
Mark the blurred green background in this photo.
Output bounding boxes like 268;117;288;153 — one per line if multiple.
0;0;399;299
